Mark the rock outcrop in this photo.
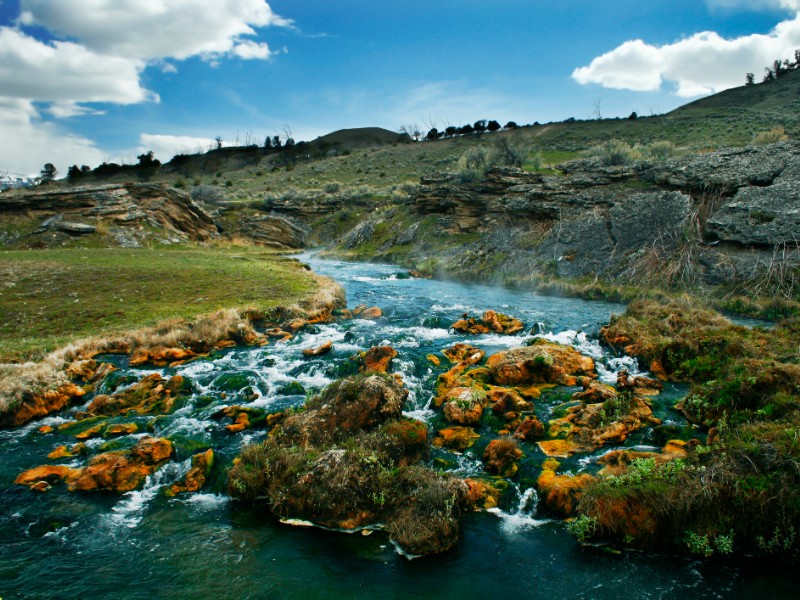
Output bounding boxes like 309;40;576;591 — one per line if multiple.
15;436;173;493
0;183;218;246
321;141;800;289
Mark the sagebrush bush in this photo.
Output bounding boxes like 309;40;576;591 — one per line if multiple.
191;184;226;205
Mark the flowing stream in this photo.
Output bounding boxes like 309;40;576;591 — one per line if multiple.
0;255;794;599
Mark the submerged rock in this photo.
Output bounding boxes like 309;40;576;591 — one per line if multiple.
85;373;189;417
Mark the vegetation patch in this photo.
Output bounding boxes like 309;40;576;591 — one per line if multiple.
571;298;800;561
228;373;469;557
0;246;317;361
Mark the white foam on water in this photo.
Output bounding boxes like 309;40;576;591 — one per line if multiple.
379;325;451;341
404;407;435;422
430;303;479;313
159;416;212;438
182;493;230;510
447;452;485;477
596;356;646;384
490;486;550;534
469;333;531;348
536;330;604;359
178;361;216;377
42;521;80;543
104;461;186;529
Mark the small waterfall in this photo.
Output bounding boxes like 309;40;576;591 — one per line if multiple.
489;484;549;533
103;460;188;530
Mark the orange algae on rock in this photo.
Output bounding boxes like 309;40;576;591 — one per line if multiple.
536;459;596;517
360;345;398;373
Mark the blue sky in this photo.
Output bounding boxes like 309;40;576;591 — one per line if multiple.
1;0;799;175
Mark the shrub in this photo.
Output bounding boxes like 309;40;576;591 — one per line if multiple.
191;184;226;205
490;136;531;168
567;514;598;544
457;145;490;176
583;139;643;166
752;127;789;146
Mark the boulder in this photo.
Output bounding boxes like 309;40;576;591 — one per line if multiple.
360;346;398;373
166;449;214;496
442;387;485;426
433;426;481;451
483;438;523;477
303;340;333;357
442;343;485;365
536;459;596;517
15;465;81;489
450;310;524;335
70;437;173;493
486;340;596;386
129;346;196;367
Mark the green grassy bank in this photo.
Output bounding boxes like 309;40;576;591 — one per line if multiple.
0;246;317;362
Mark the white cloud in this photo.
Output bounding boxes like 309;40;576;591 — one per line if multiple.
0;27;151;104
573;13;800;97
0;99;106;176
705;0;800;11
231;40;273;60
0;1;290;175
138;134;218;161
20;0;290;61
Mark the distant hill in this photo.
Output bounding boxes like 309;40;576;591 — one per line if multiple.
669;68;800;117
314;127;410;149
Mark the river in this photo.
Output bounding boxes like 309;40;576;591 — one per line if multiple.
0;255;793;599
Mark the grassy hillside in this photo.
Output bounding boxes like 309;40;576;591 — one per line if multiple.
59;69;795;209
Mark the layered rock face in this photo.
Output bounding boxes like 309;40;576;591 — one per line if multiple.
344;141;800;285
0;183;218;244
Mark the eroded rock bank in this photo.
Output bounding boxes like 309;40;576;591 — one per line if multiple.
289;141;800;304
0;183;218;246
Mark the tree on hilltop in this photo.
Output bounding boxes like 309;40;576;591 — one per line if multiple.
39;163;57;185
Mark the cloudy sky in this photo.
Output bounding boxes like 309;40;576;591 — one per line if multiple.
1;0;799;176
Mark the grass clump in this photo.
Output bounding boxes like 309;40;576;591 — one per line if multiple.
228;374;469;556
751;126;789;146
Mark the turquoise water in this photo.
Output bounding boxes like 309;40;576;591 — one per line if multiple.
0;255;793;599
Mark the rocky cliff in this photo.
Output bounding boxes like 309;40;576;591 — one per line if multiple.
0;183;218;247
310;141;800;296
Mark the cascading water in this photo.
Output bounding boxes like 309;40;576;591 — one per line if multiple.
0;254;793;600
